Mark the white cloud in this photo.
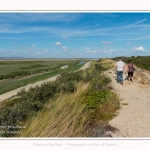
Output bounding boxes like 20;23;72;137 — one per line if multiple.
41;49;50;54
86;50;91;53
62;36;68;39
126;42;131;45
109;49;117;52
45;50;49;53
102;41;113;44
135;18;147;25
12;42;16;44
55;42;62;46
62;46;68;52
84;47;90;50
11;50;21;53
30;45;36;50
132;46;145;52
92;50;97;54
36;51;40;54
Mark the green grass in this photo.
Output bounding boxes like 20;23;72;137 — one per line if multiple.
81;89;120;122
0;63;84;95
19;83;89;137
122;103;128;105
0;98;20;110
0;59;121;137
0;59;84;79
19;81;120;137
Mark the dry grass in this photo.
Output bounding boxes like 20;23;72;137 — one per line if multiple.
100;58;116;69
19;82;90;137
139;75;149;85
18;59;121;138
134;70;149;85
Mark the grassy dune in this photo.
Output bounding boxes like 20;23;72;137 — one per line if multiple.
18;59;120;137
15;57;150;137
20;82;90;137
0;58;120;137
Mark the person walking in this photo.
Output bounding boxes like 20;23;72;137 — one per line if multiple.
115;57;125;85
127;60;135;82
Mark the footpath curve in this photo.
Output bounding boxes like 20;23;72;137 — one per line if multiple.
0;61;91;103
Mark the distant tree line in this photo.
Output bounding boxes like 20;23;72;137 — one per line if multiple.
111;56;150;71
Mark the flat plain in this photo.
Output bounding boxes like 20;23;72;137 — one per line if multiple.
0;58;86;95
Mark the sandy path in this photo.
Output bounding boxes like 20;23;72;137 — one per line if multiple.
105;67;150;137
0;61;91;103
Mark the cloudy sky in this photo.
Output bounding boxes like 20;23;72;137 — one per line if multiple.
0;12;150;58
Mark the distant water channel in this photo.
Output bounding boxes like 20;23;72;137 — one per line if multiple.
78;61;85;65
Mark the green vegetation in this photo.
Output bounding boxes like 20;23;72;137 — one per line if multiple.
0;60;84;95
0;59;83;80
0;59;120;137
122;103;128;105
82;90;120;121
111;56;150;71
81;75;120;122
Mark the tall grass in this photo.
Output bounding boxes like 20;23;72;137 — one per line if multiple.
19;60;120;137
19;77;120;137
0;59;120;137
20;82;89;137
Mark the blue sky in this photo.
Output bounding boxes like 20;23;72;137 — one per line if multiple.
0;12;150;58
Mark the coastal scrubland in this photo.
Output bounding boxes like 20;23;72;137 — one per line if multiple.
0;58;120;137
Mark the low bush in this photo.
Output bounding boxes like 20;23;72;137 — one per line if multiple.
0;60;120;137
0;70;85;137
91;75;112;90
58;81;76;93
59;70;83;83
95;63;103;71
81;89;120;122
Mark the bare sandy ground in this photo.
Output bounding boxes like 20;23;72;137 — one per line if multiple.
0;61;91;103
105;66;150;137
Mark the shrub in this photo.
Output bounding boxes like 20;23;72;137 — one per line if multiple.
95;63;103;71
0;60;117;137
91;75;112;90
81;89;120;122
58;81;76;93
82;70;91;82
59;71;83;83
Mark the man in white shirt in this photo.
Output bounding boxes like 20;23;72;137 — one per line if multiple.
115;57;125;85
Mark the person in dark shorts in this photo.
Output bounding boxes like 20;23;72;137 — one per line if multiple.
127;60;135;82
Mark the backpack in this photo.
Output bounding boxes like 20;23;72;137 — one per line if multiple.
128;63;134;72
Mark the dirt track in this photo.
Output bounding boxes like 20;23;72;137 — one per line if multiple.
105;66;150;137
0;61;91;103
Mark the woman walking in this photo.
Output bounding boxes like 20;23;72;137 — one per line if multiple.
127;60;135;82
